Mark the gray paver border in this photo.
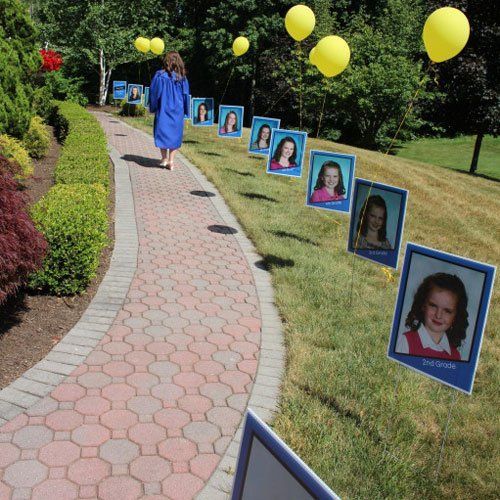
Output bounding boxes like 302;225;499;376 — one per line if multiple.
0;142;139;425
116;119;286;499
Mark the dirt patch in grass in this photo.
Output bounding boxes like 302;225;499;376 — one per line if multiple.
0;126;115;389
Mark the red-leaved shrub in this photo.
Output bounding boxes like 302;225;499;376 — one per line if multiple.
0;157;47;304
40;49;63;72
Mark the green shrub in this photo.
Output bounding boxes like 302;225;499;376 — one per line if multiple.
33;86;56;122
43;71;88;107
29;183;108;295
53;102;109;188
0;134;33;177
119;99;147;117
23;116;51;159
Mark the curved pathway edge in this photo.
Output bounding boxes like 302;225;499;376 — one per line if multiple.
0;146;138;425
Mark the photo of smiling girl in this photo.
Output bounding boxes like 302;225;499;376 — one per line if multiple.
248;117;280;155
396;272;468;360
310;161;346;203
218;105;244;138
355;195;392;250
266;129;307;178
388;243;496;394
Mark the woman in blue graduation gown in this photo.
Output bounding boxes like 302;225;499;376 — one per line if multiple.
149;51;190;169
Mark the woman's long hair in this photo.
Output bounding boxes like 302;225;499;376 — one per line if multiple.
162;51;186;80
313;161;345;195
272;136;297;165
356;195;388;241
405;273;469;348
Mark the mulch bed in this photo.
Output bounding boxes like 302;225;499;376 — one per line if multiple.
0;125;115;389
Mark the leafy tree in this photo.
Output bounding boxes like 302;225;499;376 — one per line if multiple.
0;0;41;137
427;0;499;174
34;0;175;105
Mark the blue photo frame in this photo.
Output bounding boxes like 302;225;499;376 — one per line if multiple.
266;129;308;178
248;116;281;155
231;409;339;500
387;243;496;394
347;178;408;269
113;81;127;100
127;84;143;105
218;105;244;138
184;94;192;120
306;151;356;214
143;86;150;108
192;97;214;126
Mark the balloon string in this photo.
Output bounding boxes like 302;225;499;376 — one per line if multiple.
263;87;292;116
316;85;328;138
219;66;235;106
349;62;431;307
298;41;303;129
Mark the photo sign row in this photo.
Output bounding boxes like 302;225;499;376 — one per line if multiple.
113;81;150;107
115;87;497;394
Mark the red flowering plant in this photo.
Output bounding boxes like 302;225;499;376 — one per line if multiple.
40;49;63;72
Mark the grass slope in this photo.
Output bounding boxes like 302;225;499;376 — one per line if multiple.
122;115;499;499
396;135;500;181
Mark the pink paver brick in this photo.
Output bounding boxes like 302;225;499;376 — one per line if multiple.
51;383;86;402
32;479;78;500
130;455;172;482
72;424;110;447
129;423;166;446
99;476;142;500
162;473;204;500
101;383;136;401
75;396;111;416
45;410;84;432
153;408;190;429
39;441;80;467
190;453;221;480
67;457;110;485
101;410;138;430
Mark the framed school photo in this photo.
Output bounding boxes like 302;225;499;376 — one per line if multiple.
218;105;244;138
127;84;143;105
192;97;214;126
231;409;339;500
248;116;281;155
143;86;150;108
347;178;408;269
306;151;356;214
387;243;496;394
112;80;127;100
266;129;308;178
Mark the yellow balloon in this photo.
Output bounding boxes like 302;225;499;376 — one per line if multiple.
232;36;249;57
309;46;318;66
285;5;315;42
150;37;165;55
315;35;350;77
134;37;150;54
423;7;470;63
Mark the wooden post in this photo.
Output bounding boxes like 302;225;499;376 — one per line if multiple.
469;132;484;174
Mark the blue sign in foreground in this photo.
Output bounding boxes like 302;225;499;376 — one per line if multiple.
231;409;339;500
387;243;496;394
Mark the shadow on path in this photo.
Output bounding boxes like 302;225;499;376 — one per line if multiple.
208;224;238;235
190;190;216;198
121;154;161;169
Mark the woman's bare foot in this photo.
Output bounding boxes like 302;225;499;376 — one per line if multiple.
159;159;168;167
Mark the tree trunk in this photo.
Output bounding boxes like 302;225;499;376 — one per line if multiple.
469;132;484;174
98;49;108;106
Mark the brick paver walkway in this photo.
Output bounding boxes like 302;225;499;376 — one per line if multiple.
0;114;284;499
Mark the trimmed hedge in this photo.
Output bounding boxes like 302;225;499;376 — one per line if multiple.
119;99;147;117
0;134;34;177
23;116;50;159
29;101;110;295
54;102;109;188
29;183;108;295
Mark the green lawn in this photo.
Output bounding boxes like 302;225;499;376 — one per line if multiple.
396;135;500;181
120;114;500;499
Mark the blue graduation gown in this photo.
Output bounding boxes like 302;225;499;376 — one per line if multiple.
150;70;190;149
